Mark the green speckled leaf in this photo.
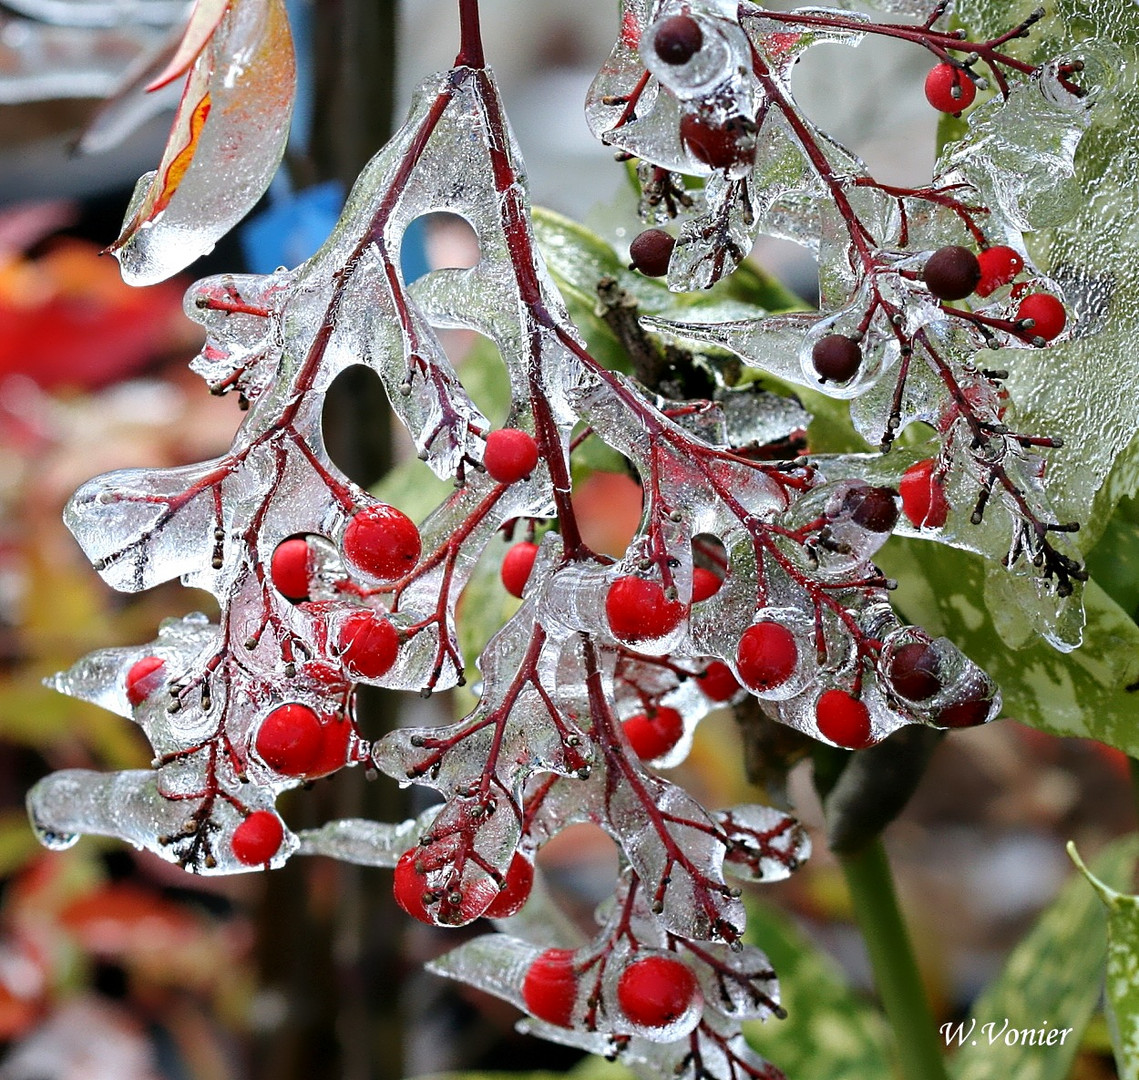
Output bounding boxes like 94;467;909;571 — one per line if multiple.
742;901;892;1080
949;836;1139;1080
950;0;1139;545
1068;843;1139;1080
877;539;1139;753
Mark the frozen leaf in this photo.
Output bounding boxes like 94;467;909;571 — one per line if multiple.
947;837;1139;1080
108;0;296;284
1068;843;1139;1080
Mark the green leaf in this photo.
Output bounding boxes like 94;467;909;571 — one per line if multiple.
743;900;892;1080
948;836;1139;1080
877;538;1139;753
1068;843;1139;1080
950;0;1139;545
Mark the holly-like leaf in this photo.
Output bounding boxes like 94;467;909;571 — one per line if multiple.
947;837;1139;1080
1067;843;1139;1080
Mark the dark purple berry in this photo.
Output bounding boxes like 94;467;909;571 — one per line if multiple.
923;246;981;301
938;693;994;728
629;229;675;278
811;334;861;383
888;642;941;701
844;485;899;533
653;15;703;65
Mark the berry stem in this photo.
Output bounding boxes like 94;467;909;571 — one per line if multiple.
839;840;950;1080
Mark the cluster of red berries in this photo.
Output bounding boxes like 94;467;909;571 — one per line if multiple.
522;947;701;1032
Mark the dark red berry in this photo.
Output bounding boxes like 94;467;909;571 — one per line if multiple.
811;334;862;383
125;656;166;707
923;245;981;301
484;852;534;919
844;485;899;534
337;610;399;679
629;229;675;277
1015;293;1066;342
394;849;433;923
887;641;941;701
623;706;685;760
691;567;722;603
653;14;703;65
617;956;700;1028
938;693;995;728
231;811;284;866
899;459;949;529
815;689;873;749
483;429;540;484
736;621;798;692
975;246;1024;297
679;113;756;172
270;537;311;600
343;504;421;581
698;660;740;702
501;541;539;598
255;703;323;775
924;63;976;113
523;948;578;1027
606;576;685;642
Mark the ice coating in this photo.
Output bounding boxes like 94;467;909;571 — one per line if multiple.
108;0;296;284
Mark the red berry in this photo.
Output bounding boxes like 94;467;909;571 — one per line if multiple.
975;246;1024;297
653;14;703;65
811;334;862;383
255;703;323;775
815;689;873;749
924;64;976;113
691;567;722;603
270;537;311;600
484;852;534;919
629;229;676;277
125;656;165;707
501;541;539;598
483;429;539;485
231;810;284;866
617;955;700;1029
606;576;686;643
938;693;995;728
679;113;756;172
343;504;421;581
337;610;399;679
843;485;899;534
887;641;941;701
307;714;353;778
923;245;981;301
523;948;578;1027
1015;293;1066;342
698;660;740;702
736;621;798;692
899;459;949;529
623;705;685;760
394;849;433;923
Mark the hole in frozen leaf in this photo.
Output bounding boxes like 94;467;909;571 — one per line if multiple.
692;533;728;601
537;822;620;904
788;32;935;188
572;470;643;557
321;364;391;488
405;212;480;285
